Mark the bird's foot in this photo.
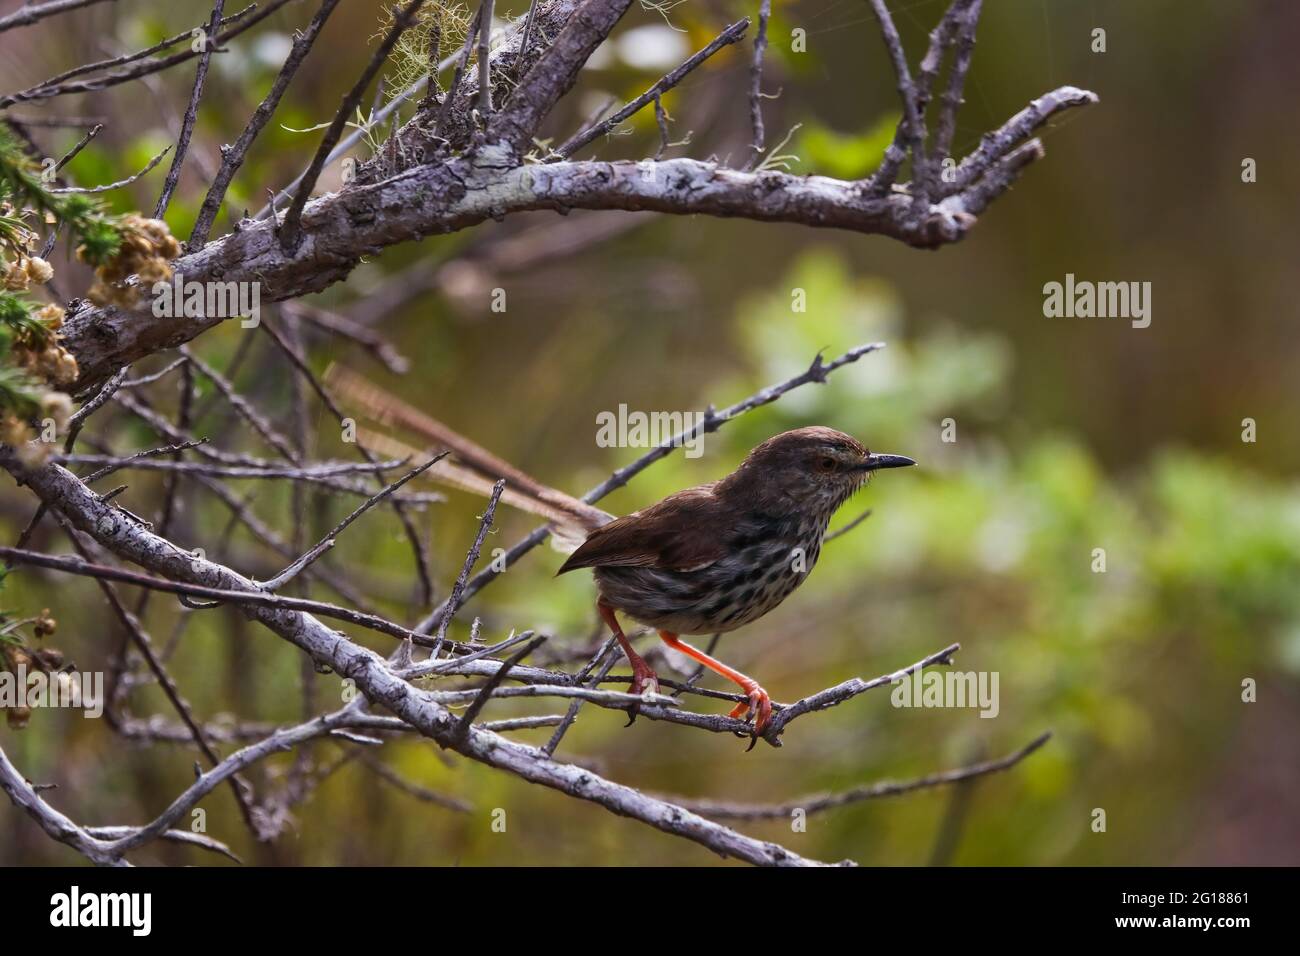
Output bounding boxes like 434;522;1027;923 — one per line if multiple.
623;665;661;727
728;682;772;749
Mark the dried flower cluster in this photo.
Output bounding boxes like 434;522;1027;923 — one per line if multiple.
0;219;76;463
85;214;181;308
1;612;67;731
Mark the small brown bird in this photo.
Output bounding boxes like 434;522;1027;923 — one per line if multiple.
326;366;916;741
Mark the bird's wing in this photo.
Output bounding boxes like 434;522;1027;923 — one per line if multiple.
557;484;726;574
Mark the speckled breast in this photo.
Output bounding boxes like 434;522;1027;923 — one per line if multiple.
594;513;829;635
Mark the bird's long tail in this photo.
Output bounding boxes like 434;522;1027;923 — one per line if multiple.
323;363;612;550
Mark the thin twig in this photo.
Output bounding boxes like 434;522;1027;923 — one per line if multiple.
664;732;1052;820
53;122;102;173
825;508;872;542
932;0;983;166
434;4;483;140
477;0;495;117
0;0;294;109
0;0;116;35
554;18;748;160
155;0;227;218
0;546;457;647
48;145;171;194
55;455;408;480
742;1;771;170
279;0;426;251
181;347;300;462
261;454;446;592
45;508;262;840
432;478;504;656
190;0;343;247
119;356;189;389
282;302;411;374
78;439;209;484
543;639;617;756
866;0;928;202
257;316;437;610
400;627;535;678
356;752;472;812
513;0;542;81
452;635;548;740
9;4;256;97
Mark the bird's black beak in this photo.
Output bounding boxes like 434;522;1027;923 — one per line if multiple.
859;453;917;471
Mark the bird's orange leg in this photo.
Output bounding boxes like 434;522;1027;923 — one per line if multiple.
598;600;659;724
658;632;772;737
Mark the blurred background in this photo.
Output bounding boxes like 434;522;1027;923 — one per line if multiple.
1;0;1298;865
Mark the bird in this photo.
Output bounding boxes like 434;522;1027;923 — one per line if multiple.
325;365;916;743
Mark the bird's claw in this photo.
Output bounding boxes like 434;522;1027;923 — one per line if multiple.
727;685;772;749
623;669;660;729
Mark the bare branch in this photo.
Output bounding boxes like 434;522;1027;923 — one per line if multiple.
426;642;960;747
52;122;103;173
44;508;262;839
59;82;1096;395
0;546;445;646
743;0;772;170
664;732;1053;820
943;86;1098;196
514;0;543;81
257;317;437;609
0;0;116;35
55;455;411;481
356;752;471;812
181;347;300;462
0;0;295;109
825;508;872;542
0;743;122;866
763;643;961;742
7;3;257;98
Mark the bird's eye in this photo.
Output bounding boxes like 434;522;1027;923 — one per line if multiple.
818;457;835;471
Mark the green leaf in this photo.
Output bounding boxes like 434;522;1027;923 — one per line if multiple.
791;113;900;180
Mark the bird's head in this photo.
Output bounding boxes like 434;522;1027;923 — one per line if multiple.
729;426;916;512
